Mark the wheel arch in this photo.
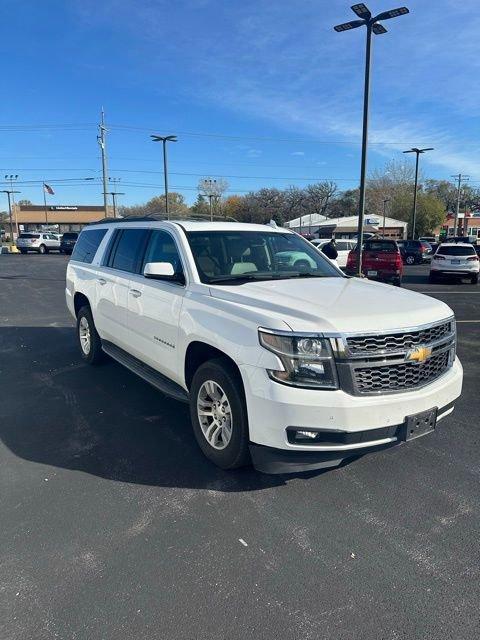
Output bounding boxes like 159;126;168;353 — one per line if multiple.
184;341;244;391
73;292;90;317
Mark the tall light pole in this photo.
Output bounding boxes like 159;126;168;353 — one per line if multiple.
382;197;390;237
151;135;177;219
452;173;469;237
334;3;409;275
403;147;433;239
5;174;19;236
1;189;20;250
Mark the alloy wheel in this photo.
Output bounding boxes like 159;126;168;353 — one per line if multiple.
197;380;233;450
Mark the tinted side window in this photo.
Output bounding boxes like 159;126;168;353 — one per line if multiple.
142;230;184;275
71;229;108;264
110;229;149;273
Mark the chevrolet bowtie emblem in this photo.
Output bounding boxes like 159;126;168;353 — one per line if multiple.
406;345;432;363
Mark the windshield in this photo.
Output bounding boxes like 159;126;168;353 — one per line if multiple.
186;230;342;284
438;245;476;256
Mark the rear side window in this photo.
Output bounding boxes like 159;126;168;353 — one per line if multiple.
109;228;149;273
62;233;78;240
71;229;108;264
19;233;40;239
438;245;476;256
364;241;398;252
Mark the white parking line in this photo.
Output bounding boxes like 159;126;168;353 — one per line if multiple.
456;320;480;323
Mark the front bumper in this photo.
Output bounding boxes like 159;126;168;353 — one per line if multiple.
249;401;455;473
240;357;463;471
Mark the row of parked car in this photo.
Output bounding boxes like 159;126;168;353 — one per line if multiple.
15;232;78;254
315;237;479;286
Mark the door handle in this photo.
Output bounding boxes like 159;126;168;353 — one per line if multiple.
97;278;107;285
130;289;142;298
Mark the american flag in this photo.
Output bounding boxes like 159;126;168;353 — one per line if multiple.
43;183;55;195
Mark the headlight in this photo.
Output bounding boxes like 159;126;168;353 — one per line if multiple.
258;329;338;389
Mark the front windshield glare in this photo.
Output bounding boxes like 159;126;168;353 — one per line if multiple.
186;230;342;284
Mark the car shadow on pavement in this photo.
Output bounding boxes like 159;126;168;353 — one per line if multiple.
0;327;342;492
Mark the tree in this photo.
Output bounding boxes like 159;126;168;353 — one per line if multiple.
17;199;33;206
118;192;189;218
304;181;337;217
190;194;210;216
328;188;358;218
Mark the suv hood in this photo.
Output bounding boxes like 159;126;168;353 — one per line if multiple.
209;277;453;333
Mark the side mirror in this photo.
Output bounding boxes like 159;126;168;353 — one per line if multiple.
143;262;185;285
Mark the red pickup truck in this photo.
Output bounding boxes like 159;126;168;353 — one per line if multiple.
346;239;403;287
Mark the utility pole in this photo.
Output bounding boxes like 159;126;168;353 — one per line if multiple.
98;108;110;217
334;3;409;275
452;174;469;237
1;189;20;250
382;198;390;237
109;191;124;218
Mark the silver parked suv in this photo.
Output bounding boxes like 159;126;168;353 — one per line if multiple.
16;232;61;254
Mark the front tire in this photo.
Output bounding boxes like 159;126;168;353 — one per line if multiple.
76;306;104;365
19;249;27;254
405;255;415;265
190;358;250;470
38;244;47;254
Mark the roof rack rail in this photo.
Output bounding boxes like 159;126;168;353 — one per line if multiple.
88;212;238;225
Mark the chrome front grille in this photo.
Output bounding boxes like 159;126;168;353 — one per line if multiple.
333;318;456;396
354;351;450;393
346;320;453;356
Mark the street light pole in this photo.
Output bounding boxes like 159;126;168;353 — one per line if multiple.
403;147;433;239
452;173;469;237
382;198;390;237
5;175;19;236
151;135;178;219
1;189;20;250
334;3;409;276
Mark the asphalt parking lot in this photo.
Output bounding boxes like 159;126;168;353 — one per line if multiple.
1;254;479;640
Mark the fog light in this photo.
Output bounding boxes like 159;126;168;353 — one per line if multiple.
295;430;318;440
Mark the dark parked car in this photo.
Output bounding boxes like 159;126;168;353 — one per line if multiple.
60;232;79;254
346;239;403;286
397;239;432;265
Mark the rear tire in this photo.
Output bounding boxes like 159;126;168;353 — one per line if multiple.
19;249;27;254
471;274;478;285
405;255;415;265
76;306;104;365
393;278;402;287
429;272;438;283
190;358;250;470
38;244;47;254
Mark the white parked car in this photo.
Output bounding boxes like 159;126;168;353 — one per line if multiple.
311;239;356;268
430;242;479;284
16;232;61;254
66;220;463;474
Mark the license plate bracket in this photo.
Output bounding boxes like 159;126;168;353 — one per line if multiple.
402;408;437;441
451;259;461;264
367;270;378;276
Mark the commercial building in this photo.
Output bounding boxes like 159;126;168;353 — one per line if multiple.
13;204;109;234
436;212;480;241
285;214;408;240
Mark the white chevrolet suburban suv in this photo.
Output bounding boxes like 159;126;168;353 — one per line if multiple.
65;219;463;474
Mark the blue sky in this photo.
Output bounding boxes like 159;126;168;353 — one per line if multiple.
1;0;479;206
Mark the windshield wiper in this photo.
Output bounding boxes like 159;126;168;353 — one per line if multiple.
208;274;275;284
